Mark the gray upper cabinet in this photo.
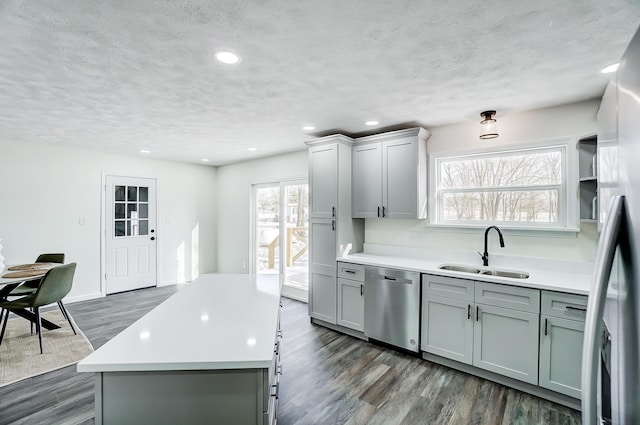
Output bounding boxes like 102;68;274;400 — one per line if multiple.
352;128;429;219
306;135;365;325
309;142;340;219
352;143;382;217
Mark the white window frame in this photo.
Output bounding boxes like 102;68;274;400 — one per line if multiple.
428;137;579;232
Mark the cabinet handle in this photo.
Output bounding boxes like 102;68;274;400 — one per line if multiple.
270;382;280;399
544;318;548;336
467;304;471;320
332;220;335;231
384;276;397;281
382;206;386;217
360;284;364;296
377;206;381;217
332;206;336;218
565;305;587;312
344;269;356;274
476;306;479;322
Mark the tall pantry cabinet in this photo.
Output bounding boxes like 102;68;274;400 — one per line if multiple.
306;135;364;324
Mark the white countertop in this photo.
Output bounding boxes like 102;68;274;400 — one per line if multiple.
77;274;282;373
338;253;592;296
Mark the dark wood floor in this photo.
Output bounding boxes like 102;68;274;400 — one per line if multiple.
0;285;582;425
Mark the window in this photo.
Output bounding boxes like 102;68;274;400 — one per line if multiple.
431;144;573;229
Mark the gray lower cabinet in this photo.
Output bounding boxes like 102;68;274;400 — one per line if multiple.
422;275;541;386
337;262;365;331
337;278;364;331
421;294;473;365
473;303;539;385
538;290;587;398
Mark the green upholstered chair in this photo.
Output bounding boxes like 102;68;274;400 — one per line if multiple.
8;253;66;297
0;263;77;354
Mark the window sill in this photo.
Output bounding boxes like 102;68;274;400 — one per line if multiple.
425;223;581;238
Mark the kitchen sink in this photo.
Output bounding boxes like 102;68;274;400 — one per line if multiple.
438;264;482;274
437;264;530;279
479;269;530;279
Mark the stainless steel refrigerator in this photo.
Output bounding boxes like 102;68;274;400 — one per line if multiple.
582;25;640;425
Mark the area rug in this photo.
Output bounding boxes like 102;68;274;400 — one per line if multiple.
0;309;93;387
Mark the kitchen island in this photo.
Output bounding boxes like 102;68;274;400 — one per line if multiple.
77;274;282;425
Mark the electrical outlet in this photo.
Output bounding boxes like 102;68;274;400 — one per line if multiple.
78;217;86;226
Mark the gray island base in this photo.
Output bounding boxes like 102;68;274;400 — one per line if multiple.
77;274;282;425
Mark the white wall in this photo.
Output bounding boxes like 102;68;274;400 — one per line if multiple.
0;140;217;302
215;100;601;270
216;150;308;273
366;99;601;262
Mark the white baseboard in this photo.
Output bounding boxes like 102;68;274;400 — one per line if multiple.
65;292;103;304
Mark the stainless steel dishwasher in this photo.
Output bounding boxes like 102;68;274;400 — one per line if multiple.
364;266;420;352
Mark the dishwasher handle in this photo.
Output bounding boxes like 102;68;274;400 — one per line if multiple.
383;276;397;281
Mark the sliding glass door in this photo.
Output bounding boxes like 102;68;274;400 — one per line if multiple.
253;180;309;301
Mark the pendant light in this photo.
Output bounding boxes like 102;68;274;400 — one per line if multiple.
480;110;498;139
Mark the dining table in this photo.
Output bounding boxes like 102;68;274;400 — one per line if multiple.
0;263;61;330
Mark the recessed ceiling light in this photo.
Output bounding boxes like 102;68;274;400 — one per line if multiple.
140;149;151;154
201;158;210;162
248;147;257;151
365;120;379;126
302;125;316;131
601;63;619;74
215;50;240;65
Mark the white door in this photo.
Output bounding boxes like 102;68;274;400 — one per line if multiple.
105;176;157;294
253;181;309;302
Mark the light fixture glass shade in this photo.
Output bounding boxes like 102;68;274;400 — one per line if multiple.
480;110;498;139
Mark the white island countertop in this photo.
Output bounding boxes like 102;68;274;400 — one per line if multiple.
338;252;592;296
77;274;281;373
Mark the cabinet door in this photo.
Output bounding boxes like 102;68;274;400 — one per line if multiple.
352;143;382;218
308;219;337;323
473;304;539;385
539;315;584;399
309;144;338;219
337;278;364;331
421;294;473;365
382;138;419;218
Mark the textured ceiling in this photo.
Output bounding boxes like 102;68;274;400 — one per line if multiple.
0;1;639;166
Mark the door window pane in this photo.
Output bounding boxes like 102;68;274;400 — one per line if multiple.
127;186;137;202
256;186;280;273
139;187;148;202
139;204;148;218
115;203;125;219
139;220;149;235
115;186;126;201
127;204;138;218
115;220;126;236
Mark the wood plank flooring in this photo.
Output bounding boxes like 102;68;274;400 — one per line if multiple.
0;285;582;425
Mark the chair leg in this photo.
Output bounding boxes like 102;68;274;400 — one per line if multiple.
30;307;34;335
58;301;77;335
35;307;43;354
0;308;9;346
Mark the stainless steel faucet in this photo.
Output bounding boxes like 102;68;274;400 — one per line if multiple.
478;226;505;266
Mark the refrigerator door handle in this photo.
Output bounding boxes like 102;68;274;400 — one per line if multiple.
582;195;625;425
